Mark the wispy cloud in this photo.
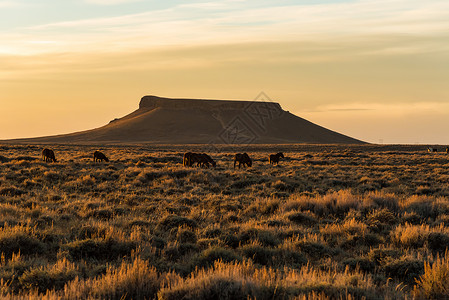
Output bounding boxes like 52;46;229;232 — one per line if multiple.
304;102;449;115
0;1;23;8
83;0;144;5
0;0;446;56
300;101;449;144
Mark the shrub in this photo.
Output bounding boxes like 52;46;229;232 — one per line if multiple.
401;212;423;225
176;229;197;244
0;187;24;197
391;224;431;249
244;199;279;216
320;190;361;217
0;228;44;257
204;228;222;238
43;171;60;182
342;257;376;273
230;180;255;189
296;241;337;260
238;228;280;247
128;220;152;229
71;225;106;240
287;212;317;226
383;258;424;284
241;244;274;265
18;258;78;292
149;236;166;249
340;233;382;249
197;238;219;250
157;215;197;230
221;234;240;249
33;216;55;229
271;248;306;268
159;277;257;300
365;191;399;212
86;208;114;220
157;260;397;300
61;257;162;299
193;247;241;268
367;208;397;226
65;238;136;261
368;248;401;265
403;195;439;219
272;180;296;192
285;190;362;218
321;219;367;239
427;232;449;254
164;243;199;261
414;251;449;299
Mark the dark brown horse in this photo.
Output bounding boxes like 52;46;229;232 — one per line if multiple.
198;153;216;168
42;148;57;162
269;152;284;165
183;152;216;168
93;150;109;162
234;153;252;169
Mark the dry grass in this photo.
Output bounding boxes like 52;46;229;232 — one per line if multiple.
414;250;449;299
1;143;449;299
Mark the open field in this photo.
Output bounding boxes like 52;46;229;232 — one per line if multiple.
1;144;449;299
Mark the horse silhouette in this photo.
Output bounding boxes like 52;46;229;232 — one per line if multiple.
42;148;57;162
93;150;109;162
198;153;216;168
269;152;284;165
234;153;252;169
183;152;216;168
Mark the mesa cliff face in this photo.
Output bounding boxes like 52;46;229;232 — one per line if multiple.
139;95;282;111
4;95;364;144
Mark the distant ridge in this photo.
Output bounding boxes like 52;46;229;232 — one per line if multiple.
3;95;365;144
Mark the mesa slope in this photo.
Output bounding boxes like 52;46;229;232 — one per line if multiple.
6;95;364;144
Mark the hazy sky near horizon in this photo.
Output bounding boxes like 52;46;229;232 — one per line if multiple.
1;0;449;144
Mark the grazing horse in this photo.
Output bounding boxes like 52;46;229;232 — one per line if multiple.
42;148;57;162
234;153;252;169
269;152;284;165
428;147;438;153
93;150;109;162
183;152;215;168
198;153;216;168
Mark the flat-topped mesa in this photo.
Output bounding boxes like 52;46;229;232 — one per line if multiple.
139;95;283;111
3;94;364;144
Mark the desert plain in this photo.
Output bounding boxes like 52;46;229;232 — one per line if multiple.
1;143;449;299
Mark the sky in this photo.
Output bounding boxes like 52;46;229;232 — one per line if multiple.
1;0;448;144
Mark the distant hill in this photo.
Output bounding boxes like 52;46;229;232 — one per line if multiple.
3;95;365;144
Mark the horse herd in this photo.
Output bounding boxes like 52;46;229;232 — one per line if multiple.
42;148;109;163
41;148;285;169
39;147;449;168
180;151;284;169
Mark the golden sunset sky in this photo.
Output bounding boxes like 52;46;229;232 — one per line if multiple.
1;0;448;143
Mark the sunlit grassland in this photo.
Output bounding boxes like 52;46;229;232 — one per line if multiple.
1;144;449;299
